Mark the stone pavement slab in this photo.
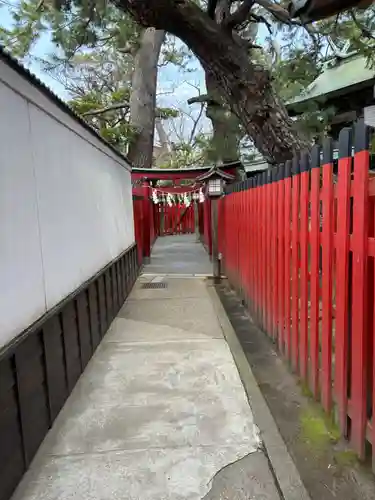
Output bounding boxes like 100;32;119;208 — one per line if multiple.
143;234;212;275
11;276;281;500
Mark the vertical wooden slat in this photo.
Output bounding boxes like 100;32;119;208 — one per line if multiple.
97;275;107;336
335;128;353;435
111;264;119;315
350;119;370;458
242;185;247;300
251;175;260;323
237;188;242;297
42;315;68;422
118;258;124;305
15;333;50;466
88;282;101;351
249;180;255;312
76;291;92;369
291;157;300;372
247;181;252;308
0;356;25;500
62;302;81;391
299;153;310;382
321;137;334;413
284;161;292;362
271;168;278;338
309;145;321;399
277;165;286;353
105;270;113;323
264;169;273;335
259;173;267;329
121;256;126;301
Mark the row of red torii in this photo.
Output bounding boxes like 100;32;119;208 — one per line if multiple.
131;162;240;261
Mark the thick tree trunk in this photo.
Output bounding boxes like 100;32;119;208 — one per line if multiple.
118;0;307;164
154;118;172;166
204;2;242;164
205;72;241;163
127;28;165;168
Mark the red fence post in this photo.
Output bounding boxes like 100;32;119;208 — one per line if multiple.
266;170;273;335
255;181;260;322
271;168;278;338
260;172;267;331
277;166;285;353
309;146;321;399
321;138;334;413
299;153;310;382
335;128;353;435
284;161;292;363
350;120;370;459
248;179;254;313
273;168;280;343
291;157;300;372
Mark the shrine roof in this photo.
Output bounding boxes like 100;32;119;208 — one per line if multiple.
287;54;375;112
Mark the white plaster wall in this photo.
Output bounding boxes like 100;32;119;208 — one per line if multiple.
0;82;47;347
0;61;134;349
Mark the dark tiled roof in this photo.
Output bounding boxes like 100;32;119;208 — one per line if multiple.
0;45;131;167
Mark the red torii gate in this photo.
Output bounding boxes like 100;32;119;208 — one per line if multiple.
131;163;239;264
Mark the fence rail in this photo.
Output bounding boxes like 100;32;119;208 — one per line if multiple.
218;119;375;469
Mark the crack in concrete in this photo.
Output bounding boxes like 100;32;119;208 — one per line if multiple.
201;446;282;500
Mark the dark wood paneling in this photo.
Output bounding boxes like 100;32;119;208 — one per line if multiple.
0;243;138;500
0;358;25;500
97;276;107;336
119;259;125;304
0;450;25;500
125;253;130;297
61;302;81;391
76;291;92;369
104;270;113;322
131;247;136;283
117;259;123;304
88;282;100;351
112;265;119;315
43;315;68;422
15;333;50;465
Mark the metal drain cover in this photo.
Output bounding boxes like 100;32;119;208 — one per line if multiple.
141;282;167;289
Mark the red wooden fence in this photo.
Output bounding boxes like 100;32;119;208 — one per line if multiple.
133;195;199;265
218;120;375;469
155;203;195;236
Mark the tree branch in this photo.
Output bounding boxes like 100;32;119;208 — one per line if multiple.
222;0;255;29
187;94;210;105
350;10;375;40
249;11;273;34
188;103;205;144
83;102;129;116
255;0;292;23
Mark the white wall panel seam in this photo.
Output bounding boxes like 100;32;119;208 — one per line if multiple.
26;100;48;311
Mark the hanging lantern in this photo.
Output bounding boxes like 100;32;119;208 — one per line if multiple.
199;187;205;203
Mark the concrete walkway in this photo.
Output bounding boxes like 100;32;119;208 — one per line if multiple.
11;273;282;500
143;234;212;275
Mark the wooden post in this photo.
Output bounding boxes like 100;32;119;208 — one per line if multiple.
211;198;220;282
194;200;200;242
142;182;151;263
